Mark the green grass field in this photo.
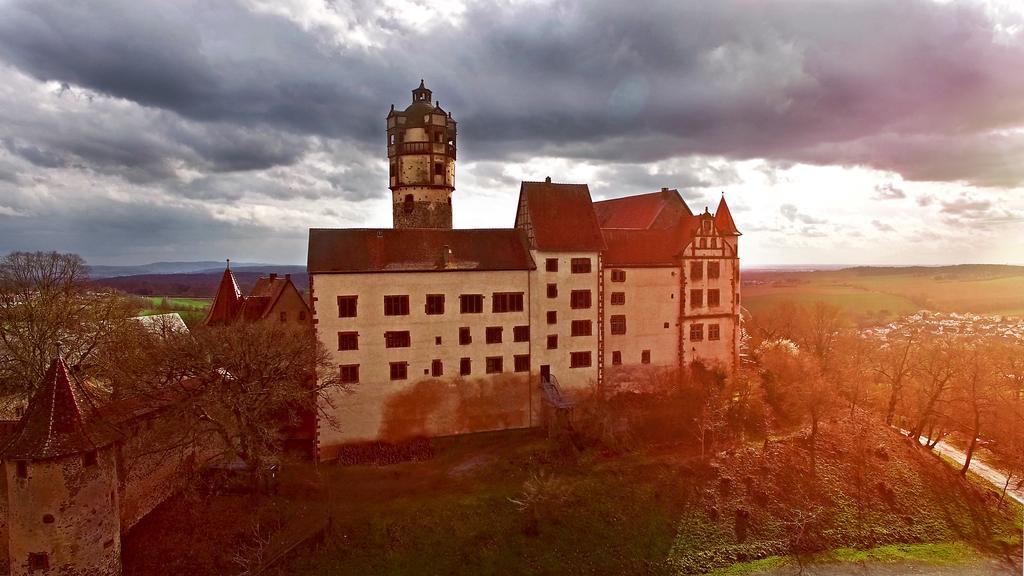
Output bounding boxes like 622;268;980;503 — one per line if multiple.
743;265;1024;323
135;296;211;326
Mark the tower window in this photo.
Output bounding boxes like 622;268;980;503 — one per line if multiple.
403;194;415;213
434;162;444;176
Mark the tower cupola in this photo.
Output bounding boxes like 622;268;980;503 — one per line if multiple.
386;80;457;229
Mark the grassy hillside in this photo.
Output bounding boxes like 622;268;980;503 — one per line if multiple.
743;265;1024;323
124;420;1021;576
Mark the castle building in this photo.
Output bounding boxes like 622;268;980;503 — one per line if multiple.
308;82;741;460
205;265;311;327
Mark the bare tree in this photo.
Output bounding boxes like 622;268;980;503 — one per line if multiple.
953;341;997;476
0;251;134;397
871;329;918;427
907;335;960;441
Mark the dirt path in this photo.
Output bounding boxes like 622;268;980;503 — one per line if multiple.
905;432;1024;505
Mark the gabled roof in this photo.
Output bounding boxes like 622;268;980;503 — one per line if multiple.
2;357;119;460
205;266;242;326
308;229;535;273
514;181;605;252
593;188;693;230
237;275;305;321
602;215;701;267
715;195;741;235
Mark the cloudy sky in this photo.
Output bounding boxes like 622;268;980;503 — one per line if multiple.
1;0;1023;266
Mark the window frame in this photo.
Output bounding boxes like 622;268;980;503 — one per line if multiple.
690;261;703;281
425;294;445;315
690;289;704;308
383;295;410;316
709;323;721;341
610;269;626;282
384;330;411;348
708;261;721;279
570;351;592;368
460;294;484;314
337;295;358;318
339;364;360;384
610;314;626;335
492;292;524;313
690;323;705;342
485;356;504;374
337;331;359;351
570;319;592;337
389;362;409;381
514;354;530;373
610;292;625;306
570;290;592;309
570;257;592;274
459;357;471;376
458;327;472;345
513;325;530;342
545;258;558;272
485;326;503;344
708;289;721;308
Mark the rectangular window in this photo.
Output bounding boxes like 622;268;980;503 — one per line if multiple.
431;359;443;377
384;331;411;348
460;294;484;314
546;311;557;324
570;351;592;368
610;292;625;306
708;261;721;279
460;357;471;376
571;257;591;274
546;283;558;298
545;258;558;272
16;460;27;479
547;335;558;350
690;289;704;308
513;325;530;342
486;356;503;374
83;450;97;467
612;351;622;366
337;295;358;318
610;315;626;335
514;354;530;373
570;319;592;337
340;364;360;384
690;323;705;342
610;269;626;282
570;290;592;309
708;289;721;307
485;326;503;344
384;295;410;316
279;311;287;322
459;327;472;345
434;162;444;176
425;294;445;315
389;362;408;381
690;261;703;281
709;324;721;341
492;292;524;313
338;331;359;351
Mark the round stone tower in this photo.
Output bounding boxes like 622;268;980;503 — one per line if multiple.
2;357;121;576
387;80;457;229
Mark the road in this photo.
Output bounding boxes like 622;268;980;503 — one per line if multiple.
907;432;1024;505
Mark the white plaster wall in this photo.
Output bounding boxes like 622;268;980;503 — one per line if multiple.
313;269;534;455
602;266;680;369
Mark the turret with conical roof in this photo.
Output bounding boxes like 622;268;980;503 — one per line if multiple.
2;356;122;576
386;80;457;229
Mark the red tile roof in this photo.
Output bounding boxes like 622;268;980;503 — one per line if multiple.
715;195;741;235
205;267;242;326
2;357;119;460
515;181;606;252
593;189;693;230
307;229;535;273
602;213;701;267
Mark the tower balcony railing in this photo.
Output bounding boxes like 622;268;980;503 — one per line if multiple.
388;142;457;160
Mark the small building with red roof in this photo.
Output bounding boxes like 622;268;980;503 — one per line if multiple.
205;265;310;327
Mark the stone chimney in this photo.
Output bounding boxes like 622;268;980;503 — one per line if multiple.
269;273;277;281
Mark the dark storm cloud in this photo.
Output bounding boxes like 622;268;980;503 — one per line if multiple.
2;0;1023;186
